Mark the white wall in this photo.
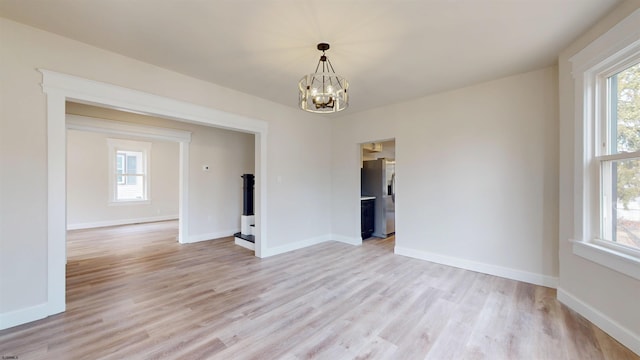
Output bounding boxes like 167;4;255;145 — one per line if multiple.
66;103;255;240
332;67;559;286
186;120;254;241
558;0;640;352
0;18;332;319
67;129;180;229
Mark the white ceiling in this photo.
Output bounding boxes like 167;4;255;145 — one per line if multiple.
0;0;621;115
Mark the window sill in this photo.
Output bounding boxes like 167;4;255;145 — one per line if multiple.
108;200;151;206
571;239;640;281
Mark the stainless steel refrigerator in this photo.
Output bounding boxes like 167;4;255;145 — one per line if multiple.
361;158;395;237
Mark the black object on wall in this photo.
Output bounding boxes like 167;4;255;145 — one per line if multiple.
241;174;255;216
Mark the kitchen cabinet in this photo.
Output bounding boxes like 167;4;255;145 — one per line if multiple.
361;197;375;239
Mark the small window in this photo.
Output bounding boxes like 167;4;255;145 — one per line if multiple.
116;150;144;200
107;139;151;204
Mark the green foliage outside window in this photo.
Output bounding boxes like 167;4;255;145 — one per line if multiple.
615;62;640;209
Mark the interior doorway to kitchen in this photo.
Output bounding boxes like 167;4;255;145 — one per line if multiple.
359;139;396;251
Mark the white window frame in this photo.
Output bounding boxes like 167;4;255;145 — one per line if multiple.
570;9;640;281
116;152;126;185
107;138;152;205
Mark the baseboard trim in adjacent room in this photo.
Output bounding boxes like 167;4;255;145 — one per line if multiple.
234;237;255;250
186;229;239;244
0;302;50;331
331;234;362;246
394;246;558;288
262;234;332;257
558;288;640;356
67;215;178;230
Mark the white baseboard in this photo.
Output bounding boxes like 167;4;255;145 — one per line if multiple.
262;234;332;257
331;234;362;246
0;302;50;331
394;246;558;288
234;237;255;250
67;215;178;230
558;288;640;356
186;229;239;243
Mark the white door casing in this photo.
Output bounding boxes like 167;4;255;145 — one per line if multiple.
40;69;268;320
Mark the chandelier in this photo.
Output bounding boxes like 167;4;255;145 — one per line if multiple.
298;43;349;113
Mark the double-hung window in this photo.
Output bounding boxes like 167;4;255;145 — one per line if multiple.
599;62;640;252
570;9;640;280
595;61;640;255
107;138;151;204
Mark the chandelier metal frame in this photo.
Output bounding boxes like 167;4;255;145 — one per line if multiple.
298;43;349;113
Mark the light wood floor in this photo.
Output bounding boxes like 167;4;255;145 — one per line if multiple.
1;221;637;359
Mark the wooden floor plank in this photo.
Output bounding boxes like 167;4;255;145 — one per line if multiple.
0;220;637;359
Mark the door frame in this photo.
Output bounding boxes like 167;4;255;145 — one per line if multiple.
66;114;192;238
358;137;396;242
41;69;268;317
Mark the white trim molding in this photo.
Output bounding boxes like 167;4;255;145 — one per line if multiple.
558;288;640;356
257;234;362;258
187;229;240;243
394;246;558;288
66;114;192;142
569;9;640;76
235;238;255;251
571;240;640;281
46;91;67;320
331;234;362;246
261;235;332;258
41;70;268;134
67;215;178;230
31;69;268;331
0;303;50;331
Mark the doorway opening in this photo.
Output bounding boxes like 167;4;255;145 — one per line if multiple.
65;109;185;240
42;69;268;318
359;139;396;250
65;103;255;246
